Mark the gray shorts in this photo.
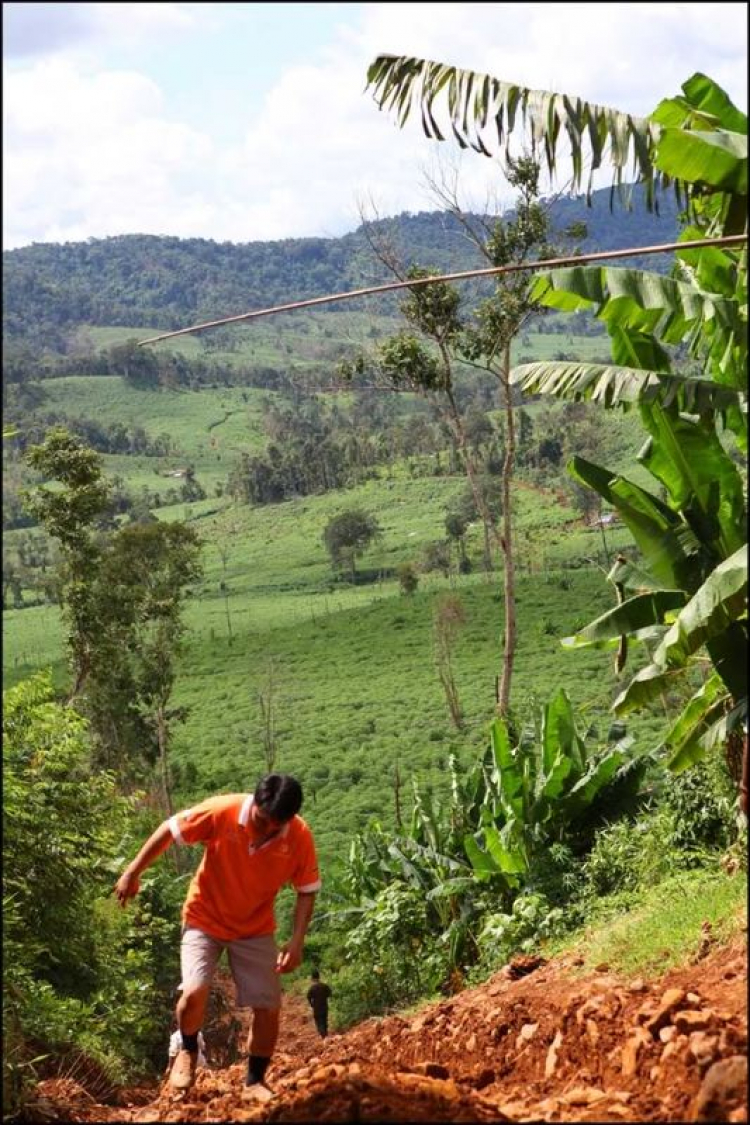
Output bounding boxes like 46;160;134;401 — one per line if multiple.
180;928;282;1010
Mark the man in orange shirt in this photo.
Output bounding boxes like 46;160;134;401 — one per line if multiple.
114;774;320;1093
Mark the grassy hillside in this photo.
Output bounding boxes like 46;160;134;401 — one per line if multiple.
4;449;666;873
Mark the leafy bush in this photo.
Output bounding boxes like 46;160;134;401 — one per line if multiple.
473;892;565;976
342;883;447;1014
661;757;739;852
575;757;741;907
580;811;678;898
2;673;185;1116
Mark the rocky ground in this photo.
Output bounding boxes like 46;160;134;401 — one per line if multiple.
26;934;747;1123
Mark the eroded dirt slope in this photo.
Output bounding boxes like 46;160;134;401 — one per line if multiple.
29;936;747;1123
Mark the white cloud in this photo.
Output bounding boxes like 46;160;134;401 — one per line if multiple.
3;58;213;246
3;2;747;248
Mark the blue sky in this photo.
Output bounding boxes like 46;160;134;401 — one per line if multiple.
3;2;747;249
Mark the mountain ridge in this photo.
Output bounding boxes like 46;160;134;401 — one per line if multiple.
3;185;679;343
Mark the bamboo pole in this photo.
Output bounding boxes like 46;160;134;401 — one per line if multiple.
137;234;747;346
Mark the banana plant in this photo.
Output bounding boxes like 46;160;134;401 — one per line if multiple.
366;54;747;773
462;690;642;883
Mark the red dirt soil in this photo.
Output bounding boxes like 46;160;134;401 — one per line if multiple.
26;935;747;1123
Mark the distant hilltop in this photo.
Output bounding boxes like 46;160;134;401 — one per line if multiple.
3;185;679;344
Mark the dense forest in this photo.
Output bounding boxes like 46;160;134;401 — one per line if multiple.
3;185;678;345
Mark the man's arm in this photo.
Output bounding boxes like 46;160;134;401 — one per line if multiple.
114;820;174;906
276;892;316;973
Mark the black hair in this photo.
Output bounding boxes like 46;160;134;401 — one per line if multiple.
254;773;303;821
311;968;320;980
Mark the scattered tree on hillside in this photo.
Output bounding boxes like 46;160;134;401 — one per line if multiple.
397;561;420;596
23;429;202;786
213;512;243;645
258;657;282;773
96;521;202;807
322;508;383;583
342;156;584;715
421;539;452;579
23;428;114;700
433;593;466;729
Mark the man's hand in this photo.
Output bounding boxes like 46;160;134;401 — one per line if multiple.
275;940;303;974
114;868;140;906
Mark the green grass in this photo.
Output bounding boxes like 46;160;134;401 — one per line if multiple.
17;377;271;494
549;867;747;977
79;308;406;369
511;330;611;364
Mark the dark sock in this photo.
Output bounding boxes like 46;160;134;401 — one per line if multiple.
246;1054;271;1085
181;1031;199;1053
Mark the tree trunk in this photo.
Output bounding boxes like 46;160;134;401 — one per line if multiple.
497;343;517;718
157;705;174;819
157;705;183;873
393;759;403;830
223;593;233;645
482;521;493;576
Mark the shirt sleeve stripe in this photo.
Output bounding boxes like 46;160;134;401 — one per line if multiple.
296;879;322;893
168;814;184;845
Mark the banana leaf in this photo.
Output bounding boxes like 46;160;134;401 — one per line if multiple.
510;361;743;415
489;716;525;819
366;54;664;202
541;688;583;772
662;672;730;771
482;823;528;875
463;833;501;880
652;546;748;668
656;128;747;194
613;661;673;714
561;590;686;649
569;456;700;591
562;749;627;816
637;401;746;554
651;73;748;134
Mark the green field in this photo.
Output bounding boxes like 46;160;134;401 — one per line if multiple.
3;316;673;877
3;454;661;874
79;314;610;369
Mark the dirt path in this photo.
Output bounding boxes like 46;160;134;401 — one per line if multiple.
28;936;747;1123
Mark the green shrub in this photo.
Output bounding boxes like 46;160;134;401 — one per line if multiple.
2;673;186;1116
662;758;739;852
472;892;565;978
342;884;447;1013
581;812;677;898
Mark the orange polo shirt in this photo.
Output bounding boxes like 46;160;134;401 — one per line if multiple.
168;793;321;941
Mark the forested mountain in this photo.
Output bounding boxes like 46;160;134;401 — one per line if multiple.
3;184;678;345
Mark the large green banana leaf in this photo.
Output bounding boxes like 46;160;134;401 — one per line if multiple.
605;555;665;594
562;750;628;817
661;672;736;771
524;267;746;381
568;456;701;591
510;361;744;414
637;403;746;555
614;557;747;714
541;688;584;772
481;823;528;875
651;73;748;134
656;128;747;194
463;832;513;883
489;713;525;819
561;590;687;649
367;54;666;202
